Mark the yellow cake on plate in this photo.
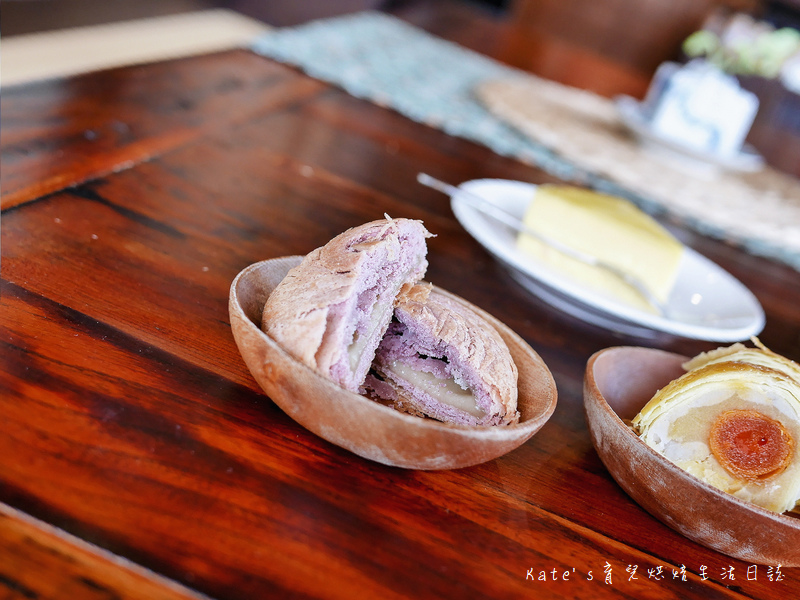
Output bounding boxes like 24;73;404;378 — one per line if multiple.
516;185;684;313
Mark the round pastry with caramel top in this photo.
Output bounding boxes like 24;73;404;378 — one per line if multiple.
631;339;800;514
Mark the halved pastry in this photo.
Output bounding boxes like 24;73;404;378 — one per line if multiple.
262;218;431;392
365;284;519;426
632;339;800;513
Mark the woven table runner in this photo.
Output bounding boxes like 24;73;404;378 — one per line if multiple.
251;12;800;271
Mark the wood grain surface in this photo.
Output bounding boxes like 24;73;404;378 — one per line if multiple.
0;502;207;600
2;19;800;600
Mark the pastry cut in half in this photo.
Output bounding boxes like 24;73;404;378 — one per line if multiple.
365;284;519;426
631;339;800;513
262;218;431;393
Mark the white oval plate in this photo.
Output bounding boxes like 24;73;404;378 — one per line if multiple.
450;179;765;341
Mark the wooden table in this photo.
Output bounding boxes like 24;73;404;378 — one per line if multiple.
2;33;800;600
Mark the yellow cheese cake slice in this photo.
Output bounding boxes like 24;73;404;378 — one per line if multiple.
516;185;684;313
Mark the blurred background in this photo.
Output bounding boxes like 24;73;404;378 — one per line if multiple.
2;0;800;172
4;0;800;81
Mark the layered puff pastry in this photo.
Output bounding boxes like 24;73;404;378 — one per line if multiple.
365;284;519;426
632;340;800;513
262;217;520;427
263;218;431;393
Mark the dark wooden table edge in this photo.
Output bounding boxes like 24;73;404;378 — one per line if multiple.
0;501;212;599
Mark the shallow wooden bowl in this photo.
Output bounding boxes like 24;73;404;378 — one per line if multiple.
584;346;800;566
229;256;558;470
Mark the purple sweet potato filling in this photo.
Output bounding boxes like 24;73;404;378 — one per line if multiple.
369;320;500;426
327;226;427;391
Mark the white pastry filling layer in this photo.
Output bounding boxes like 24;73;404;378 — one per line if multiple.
347;278;408;372
640;388;800;513
386;360;484;418
348;294;391;372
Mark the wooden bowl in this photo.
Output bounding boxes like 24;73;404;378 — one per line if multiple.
229;256;558;470
584;346;800;566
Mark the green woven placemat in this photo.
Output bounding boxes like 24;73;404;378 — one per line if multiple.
252;12;800;271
